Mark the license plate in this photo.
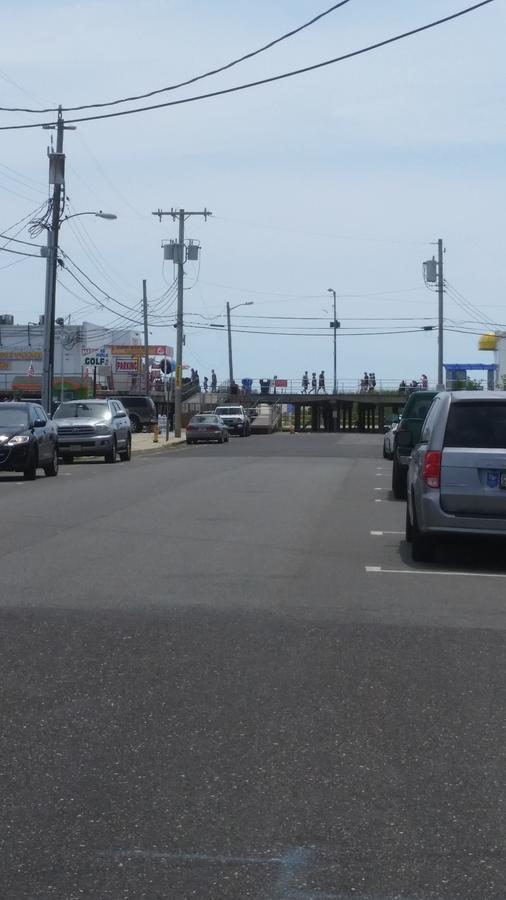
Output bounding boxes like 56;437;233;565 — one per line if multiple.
501;472;506;489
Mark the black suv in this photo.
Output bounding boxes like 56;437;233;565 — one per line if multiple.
114;395;157;433
0;402;59;480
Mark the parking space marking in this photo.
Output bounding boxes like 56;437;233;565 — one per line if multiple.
370;531;404;536
374;498;384;503
374;487;386;491
365;565;506;579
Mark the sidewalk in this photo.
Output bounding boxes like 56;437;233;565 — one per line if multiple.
132;430;186;453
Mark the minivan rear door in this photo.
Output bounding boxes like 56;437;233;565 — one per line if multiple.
440;400;506;516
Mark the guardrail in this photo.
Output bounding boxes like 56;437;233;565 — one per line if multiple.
222;378;439;396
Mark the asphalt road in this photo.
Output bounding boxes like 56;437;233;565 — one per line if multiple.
1;433;504;899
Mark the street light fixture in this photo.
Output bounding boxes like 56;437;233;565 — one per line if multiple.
327;288;339;394
41;210;117;412
62;211;118;222
226;300;253;391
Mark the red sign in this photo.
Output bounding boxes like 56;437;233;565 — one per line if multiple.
115;358;139;372
274;379;288;387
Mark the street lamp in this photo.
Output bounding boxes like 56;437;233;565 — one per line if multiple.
62;211;118;222
41;210;117;412
327;288;340;394
226;301;253;391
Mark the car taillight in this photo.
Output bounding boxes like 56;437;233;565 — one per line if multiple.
423;450;441;488
187;424;195;430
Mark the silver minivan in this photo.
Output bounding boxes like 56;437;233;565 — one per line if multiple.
405;391;506;561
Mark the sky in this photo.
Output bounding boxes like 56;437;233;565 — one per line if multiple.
0;0;504;390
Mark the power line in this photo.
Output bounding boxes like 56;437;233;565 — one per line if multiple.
183;322;435;338
61;251;143;312
0;244;41;259
0;2;352;114
0;1;495;130
0;231;43;248
0;256;29;272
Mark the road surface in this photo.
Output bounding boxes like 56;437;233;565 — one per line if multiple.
1;433;504;899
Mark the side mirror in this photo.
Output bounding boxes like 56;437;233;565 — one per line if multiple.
114;412;125;419
33;418;47;428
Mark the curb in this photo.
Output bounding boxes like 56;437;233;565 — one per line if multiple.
132;438;186;455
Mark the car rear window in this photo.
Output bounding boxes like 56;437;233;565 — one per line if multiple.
444;401;506;448
407;398;435;419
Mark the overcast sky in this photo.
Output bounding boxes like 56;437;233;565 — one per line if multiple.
0;0;504;388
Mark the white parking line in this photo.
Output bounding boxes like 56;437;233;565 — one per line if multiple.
374;499;384;503
370;531;404;536
365;565;506;579
374;487;386;491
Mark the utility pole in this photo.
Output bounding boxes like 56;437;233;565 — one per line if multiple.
226;301;233;389
422;240;445;389
152;207;211;437
41;106;75;412
437;238;444;390
328;288;340;394
142;279;150;395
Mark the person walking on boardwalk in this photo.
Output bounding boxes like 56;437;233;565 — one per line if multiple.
211;369;217;391
318;371;326;393
310;372;317;393
302;371;309;393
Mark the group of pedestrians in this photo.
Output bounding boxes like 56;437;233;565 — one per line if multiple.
202;369;217;393
359;372;377;393
399;374;428;393
301;370;326;393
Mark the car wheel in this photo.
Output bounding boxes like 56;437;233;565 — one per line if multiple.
105;439;117;463
129;415;140;433
218;434;224;443
411;502;435;563
61;453;74;465
23;447;37;481
186;439;194;445
225;433;229;442
43;447;59;477
405;503;413;543
382;444;389;459
392;454;407;499
119;435;132;462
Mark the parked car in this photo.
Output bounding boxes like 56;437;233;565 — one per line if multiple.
53;399;131;463
0;401;58;480
214;405;250;436
114;395;157;433
383;417;400;460
186;414;230;444
391;390;438;498
405;391;506;561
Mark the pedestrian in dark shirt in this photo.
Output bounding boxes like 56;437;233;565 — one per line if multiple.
203;376;208;392
310;372;317;393
211;369;217;391
302;371;309;393
318;371;326;393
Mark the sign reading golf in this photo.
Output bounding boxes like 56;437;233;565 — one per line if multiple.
81;346;109;366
